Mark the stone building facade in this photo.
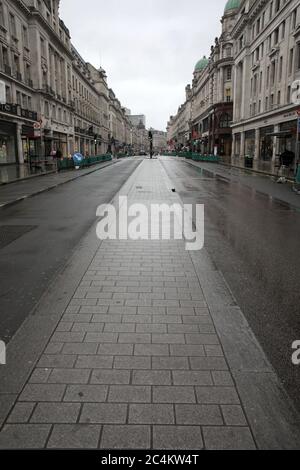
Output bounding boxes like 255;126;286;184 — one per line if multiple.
0;0;139;170
167;0;300;175
231;0;300;176
167;1;238;162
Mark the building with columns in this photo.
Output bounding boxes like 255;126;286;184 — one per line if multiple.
231;0;300;176
167;0;300;176
0;0;138;173
167;0;238;162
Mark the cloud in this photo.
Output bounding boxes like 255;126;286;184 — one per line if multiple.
60;0;226;130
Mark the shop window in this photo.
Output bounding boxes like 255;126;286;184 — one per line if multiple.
219;113;231;128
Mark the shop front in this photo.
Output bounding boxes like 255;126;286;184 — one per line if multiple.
244;130;255;168
278;120;297;160
257;125;274;173
21;125;38;165
0;121;17;165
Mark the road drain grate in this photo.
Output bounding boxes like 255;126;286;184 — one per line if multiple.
0;225;37;250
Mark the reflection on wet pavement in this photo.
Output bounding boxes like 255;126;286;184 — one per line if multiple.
161;158;300;414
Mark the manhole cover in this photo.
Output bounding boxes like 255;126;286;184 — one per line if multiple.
0;225;37;249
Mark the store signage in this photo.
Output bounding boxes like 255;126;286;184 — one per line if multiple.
0;81;5;105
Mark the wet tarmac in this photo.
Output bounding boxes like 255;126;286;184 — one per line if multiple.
161;158;300;413
0;159;141;343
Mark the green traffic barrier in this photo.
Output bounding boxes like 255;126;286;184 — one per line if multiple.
191;154;220;163
57;154;112;171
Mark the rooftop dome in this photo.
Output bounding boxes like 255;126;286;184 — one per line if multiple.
224;0;241;13
194;56;208;72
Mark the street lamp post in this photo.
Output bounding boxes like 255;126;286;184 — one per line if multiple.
149;131;153;159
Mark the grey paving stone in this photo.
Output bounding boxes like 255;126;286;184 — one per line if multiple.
109;306;137;315
212;371;234;386
185;334;220;345
172;371;213;386
0;424;51;449
51;332;83;343
205;345;224;357
91;370;131;385
155;315;182;324
48;369;90;384
72;323;104;332
75;355;113;369
221;405;248;426
63;385;108;402
7;403;35;424
183;315;212;324
31;403;81;423
65;306;81;314
29;368;52;384
152;334;185;344
167;324;200;334
100;425;151;449
190;357;228;370
92;314;122;323
47;425;101;449
80;404;127;424
134;344;169;356
122;315;152;324
152;357;189;370
80;306;109;314
138;307;166;315
62;343;98;355
85;333;119;343
167;307;195;316
203;426;256;450
114;356;151;370
37;355;77;369
56;322;73;332
62;314;93;323
20;384;66;402
44;343;64;355
129;404;174;424
170;345;205;357
176;400;223;425
153;426;203;450
98;344;134;356
196;387;240;405
136;324;167;334
108;386;151;403
118;333;151;344
132;370;172;385
153;386;196;403
104;323;135;333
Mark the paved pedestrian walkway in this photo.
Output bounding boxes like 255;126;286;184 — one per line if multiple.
0;159;299;449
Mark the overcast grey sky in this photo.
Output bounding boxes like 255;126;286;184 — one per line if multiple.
60;0;226;131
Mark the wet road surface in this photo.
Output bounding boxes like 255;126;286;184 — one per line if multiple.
0;158;142;343
161;158;300;413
